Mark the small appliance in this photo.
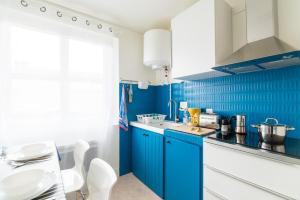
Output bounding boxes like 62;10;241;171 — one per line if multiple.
199;113;220;130
188;108;200;127
221;119;230;135
235;115;246;134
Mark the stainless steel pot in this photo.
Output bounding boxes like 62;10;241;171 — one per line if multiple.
251;118;295;144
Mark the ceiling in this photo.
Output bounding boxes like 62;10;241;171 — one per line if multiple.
47;0;243;33
47;0;199;33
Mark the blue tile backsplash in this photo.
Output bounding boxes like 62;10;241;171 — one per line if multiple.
120;66;300;174
157;66;300;139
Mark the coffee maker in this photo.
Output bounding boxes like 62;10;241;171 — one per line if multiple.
235;115;246;134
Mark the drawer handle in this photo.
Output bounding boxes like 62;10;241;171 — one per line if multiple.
205;187;228;200
143;133;149;137
166;141;171;144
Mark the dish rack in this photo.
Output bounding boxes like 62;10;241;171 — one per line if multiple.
136;114;167;124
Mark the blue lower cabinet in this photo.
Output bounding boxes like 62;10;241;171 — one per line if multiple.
145;130;164;197
164;130;203;200
131;127;164;198
132;127;146;183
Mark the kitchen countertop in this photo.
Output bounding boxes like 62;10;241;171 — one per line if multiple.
130;121;300;164
205;132;300;165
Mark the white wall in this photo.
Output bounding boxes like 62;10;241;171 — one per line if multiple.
119;29;156;82
277;0;300;49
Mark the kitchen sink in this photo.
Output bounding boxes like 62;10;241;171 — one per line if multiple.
150;121;182;129
130;120;183;134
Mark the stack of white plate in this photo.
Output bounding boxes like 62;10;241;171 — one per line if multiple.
0;169;56;200
7;143;52;162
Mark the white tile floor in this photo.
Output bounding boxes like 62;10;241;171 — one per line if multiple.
111;173;162;200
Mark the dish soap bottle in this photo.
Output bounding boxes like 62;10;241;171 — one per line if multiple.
183;109;189;125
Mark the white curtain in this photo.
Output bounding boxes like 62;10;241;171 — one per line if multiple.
0;4;119;172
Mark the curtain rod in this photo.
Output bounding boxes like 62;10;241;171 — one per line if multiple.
43;0;123;31
13;0;119;35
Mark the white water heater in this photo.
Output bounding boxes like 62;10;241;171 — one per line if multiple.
143;29;171;69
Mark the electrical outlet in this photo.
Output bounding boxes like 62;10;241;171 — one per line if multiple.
179;101;188;110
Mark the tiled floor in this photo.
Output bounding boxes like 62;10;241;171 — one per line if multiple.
111;173;161;200
68;173;161;200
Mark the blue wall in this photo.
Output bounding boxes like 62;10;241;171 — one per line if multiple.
120;66;300;175
155;85;171;118
157;66;300;139
119;84;157;175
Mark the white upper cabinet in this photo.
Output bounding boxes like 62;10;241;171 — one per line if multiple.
171;0;233;80
277;0;300;49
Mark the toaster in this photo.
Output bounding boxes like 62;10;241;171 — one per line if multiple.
199;113;220;130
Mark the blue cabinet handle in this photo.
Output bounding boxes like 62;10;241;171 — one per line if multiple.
166;141;171;144
143;133;149;137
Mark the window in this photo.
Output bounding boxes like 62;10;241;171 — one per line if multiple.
0;13;118;146
8;25;105;115
69;39;103;75
69;81;103;113
11;26;61;73
11;80;60;113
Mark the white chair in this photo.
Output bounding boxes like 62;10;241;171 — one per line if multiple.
61;140;90;195
86;158;117;200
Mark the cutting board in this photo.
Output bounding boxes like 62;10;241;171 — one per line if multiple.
169;125;215;136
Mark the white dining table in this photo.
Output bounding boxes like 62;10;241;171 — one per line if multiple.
0;141;66;200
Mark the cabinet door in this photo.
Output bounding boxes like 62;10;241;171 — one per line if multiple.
277;0;300;49
132;127;146;183
171;0;215;79
145;130;164;198
165;137;202;200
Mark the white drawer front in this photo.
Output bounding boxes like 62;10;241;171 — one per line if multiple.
204;166;286;200
204;142;300;199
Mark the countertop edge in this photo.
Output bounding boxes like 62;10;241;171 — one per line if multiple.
204;137;300;165
129;121;164;134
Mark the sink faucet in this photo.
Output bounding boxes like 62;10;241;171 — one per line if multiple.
168;99;179;123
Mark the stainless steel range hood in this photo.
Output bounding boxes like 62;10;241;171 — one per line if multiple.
213;0;300;74
218;36;296;67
